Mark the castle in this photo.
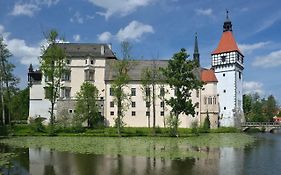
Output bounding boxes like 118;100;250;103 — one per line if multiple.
28;13;245;128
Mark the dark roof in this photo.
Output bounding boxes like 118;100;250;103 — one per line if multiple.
105;59;201;81
57;43;116;58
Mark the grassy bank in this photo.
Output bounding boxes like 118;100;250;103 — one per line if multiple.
9;124;241;137
0;133;255;159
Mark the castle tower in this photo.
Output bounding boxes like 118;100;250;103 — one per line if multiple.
211;11;245;127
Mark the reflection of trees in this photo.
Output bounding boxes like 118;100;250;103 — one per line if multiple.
43;165;55;175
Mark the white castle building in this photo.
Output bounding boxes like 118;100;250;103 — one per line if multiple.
28;14;244;128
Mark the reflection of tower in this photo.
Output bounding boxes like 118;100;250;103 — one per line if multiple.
211;11;245;127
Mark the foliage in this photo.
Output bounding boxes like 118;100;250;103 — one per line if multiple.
0;134;255;160
191;121;199;135
0;125;8;136
202;111;211;132
243;93;279;122
140;61;162;135
111;41;133;136
40;29;66;125
10;88;29;121
160;48;203;136
29;117;46;133
165;115;181;136
0;35;19;125
75;82;103;128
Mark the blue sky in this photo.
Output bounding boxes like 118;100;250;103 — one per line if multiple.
0;0;281;103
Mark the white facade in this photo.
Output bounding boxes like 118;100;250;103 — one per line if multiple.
28;43;219;128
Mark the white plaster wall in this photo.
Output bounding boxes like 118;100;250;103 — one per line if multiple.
215;65;236;126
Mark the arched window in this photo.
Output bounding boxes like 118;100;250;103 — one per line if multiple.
213;97;216;104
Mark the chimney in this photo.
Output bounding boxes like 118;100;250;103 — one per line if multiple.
101;45;105;55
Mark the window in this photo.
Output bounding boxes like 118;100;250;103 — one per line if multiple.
160;111;164;116
110;101;114;108
145;87;150;96
132;111;136;116
110;111;114;116
91;59;94;64
204;97;207;105
160;101;164;108
131;88;136;96
146;111;150;116
132;101;136;108
224;107;226;110
239;72;242;79
64;88;71;98
208;97;212;105
213;97;216;104
196;112;199;116
221;56;226;62
146;101;150;107
63;70;71;81
110;88;114;96
223;90;226;93
160;87;165;96
85;59;87;64
68;109;73;114
66;59;71;65
196;90;199;98
223;73;225;77
85;70;94;81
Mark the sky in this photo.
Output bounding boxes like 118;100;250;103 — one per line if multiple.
0;0;281;103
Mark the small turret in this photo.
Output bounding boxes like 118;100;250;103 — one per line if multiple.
193;33;200;67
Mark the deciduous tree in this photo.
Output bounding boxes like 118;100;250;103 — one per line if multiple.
161;48;203;136
40;30;66;125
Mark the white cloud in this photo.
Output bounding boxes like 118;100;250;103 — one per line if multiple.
11;0;60;17
238;41;270;54
88;0;154;19
97;32;112;42
0;25;41;65
252;50;281;68
243;81;264;95
7;38;41;65
116;20;154;42
195;8;213;16
73;34;81;42
255;11;281;33
11;3;40;17
70;12;84;24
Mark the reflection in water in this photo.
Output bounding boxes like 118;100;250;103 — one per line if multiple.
2;134;281;175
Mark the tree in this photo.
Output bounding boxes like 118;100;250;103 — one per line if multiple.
203;111;211;131
40;30;66;125
0;35;18;125
111;41;132;136
264;95;278;121
75;82;102;128
161;48;203;136
141;60;162;135
10;88;29;121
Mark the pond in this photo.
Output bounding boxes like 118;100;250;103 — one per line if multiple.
0;133;280;175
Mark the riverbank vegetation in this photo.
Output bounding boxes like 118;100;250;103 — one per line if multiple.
7;124;240;137
243;93;279;122
0;133;255;160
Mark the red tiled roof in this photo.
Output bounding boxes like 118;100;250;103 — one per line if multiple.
201;69;218;83
212;31;242;55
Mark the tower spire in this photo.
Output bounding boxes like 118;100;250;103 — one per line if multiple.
223;10;232;32
193;32;200;67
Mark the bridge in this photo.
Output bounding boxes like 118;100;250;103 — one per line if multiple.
241;122;281;132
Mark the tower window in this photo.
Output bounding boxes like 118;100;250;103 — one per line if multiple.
110;111;114;116
146;101;150;108
239;72;241;79
132;101;136;108
160;111;164;116
132;111;136;116
223;90;226;93
224;107;226;110
131;88;136;96
223;73;225;77
110;101;114;108
208;97;212;105
110;88;114;96
160;101;164;108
